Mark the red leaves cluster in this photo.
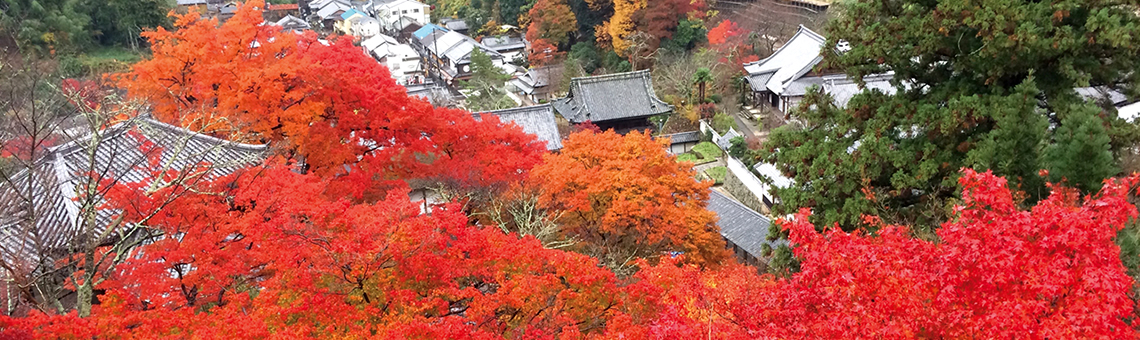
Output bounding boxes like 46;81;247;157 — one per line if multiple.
630;169;1139;338
527;39;563;67
3;150;1138;338
9;163;632;338
636;0;706;43
707;19;758;69
118;1;544;200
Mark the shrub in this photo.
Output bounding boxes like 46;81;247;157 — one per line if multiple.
712;112;735;134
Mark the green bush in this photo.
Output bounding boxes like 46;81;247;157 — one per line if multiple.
712;112;736;134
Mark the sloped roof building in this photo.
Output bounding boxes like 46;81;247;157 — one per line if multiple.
475;104;562;151
0;117;267;258
550;70;671;133
707;190;786;268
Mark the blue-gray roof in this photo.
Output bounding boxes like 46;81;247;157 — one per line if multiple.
0;117;268;259
340;8;362;20
412;23;447;39
659;131;701;144
474;104;563;151
550;70;672;123
707;190;785;260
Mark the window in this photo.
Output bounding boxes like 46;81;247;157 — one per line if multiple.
402;9;407;14
413;8;419;13
391;10;397;15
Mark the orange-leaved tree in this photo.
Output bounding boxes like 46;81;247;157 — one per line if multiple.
531;130;726;273
2;163;628;338
1;166;1136;338
525;0;577;48
118;1;545;200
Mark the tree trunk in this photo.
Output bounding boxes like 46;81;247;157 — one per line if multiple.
698;82;706;102
75;248;96;317
76;281;93;317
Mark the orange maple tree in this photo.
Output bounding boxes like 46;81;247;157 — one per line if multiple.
2;163;629;338
525;0;577;47
118;1;545;200
1;166;1136;338
530;130;727;270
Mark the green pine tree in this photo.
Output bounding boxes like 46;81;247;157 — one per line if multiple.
1042;104;1119;193
761;0;1140;231
461;48;515;112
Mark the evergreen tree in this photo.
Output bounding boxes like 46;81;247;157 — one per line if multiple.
761;0;1140;230
83;0;170;48
1043;104;1119;193
0;0;90;54
461;48;514;111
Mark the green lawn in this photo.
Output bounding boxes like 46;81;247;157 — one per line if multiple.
68;46;147;77
676;142;722;165
705;166;727;184
692;142;722;159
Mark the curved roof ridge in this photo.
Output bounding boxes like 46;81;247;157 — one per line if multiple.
570;69;651;84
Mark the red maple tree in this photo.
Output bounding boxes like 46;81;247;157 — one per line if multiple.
118;1;545;201
1;166;1136;339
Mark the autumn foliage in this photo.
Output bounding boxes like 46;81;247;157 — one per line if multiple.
118;1;544;200
3;1;1140;337
624;169;1140;338
4;159;1137;338
531;130;727;270
707;19;758;68
2;164;631;338
595;0;707;55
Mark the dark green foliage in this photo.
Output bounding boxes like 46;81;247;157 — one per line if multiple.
1117;220;1140;293
499;0;536;26
761;0;1140;231
83;0;170;48
569;41;599;73
660;19;705;52
461;48;515;111
728;136;754;166
0;0;91;54
601;49;629;72
567;0;609;44
766;243;799;277
692;67;711;102
1042;104;1118;193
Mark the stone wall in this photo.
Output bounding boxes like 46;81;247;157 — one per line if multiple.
723;166;769;214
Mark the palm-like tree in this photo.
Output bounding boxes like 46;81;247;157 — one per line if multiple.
692;67;712;103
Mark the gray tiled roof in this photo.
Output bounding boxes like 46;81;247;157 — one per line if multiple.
474;104;563;150
481;35;527;52
658;131;701;144
821;73;897;108
746;72;774;92
0;117;267;259
707;190;785;260
782;76;825;97
550;70;672;123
